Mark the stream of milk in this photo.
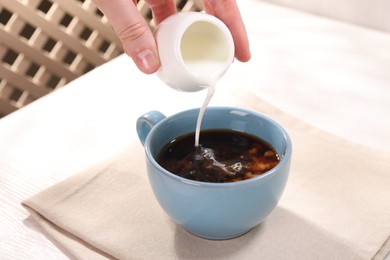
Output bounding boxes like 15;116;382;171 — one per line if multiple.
184;61;224;147
194;82;215;147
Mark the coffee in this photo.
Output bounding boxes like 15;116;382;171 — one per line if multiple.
156;129;280;183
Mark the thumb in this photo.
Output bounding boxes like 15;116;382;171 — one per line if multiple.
92;0;160;74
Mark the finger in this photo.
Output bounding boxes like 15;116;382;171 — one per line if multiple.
145;0;177;25
92;0;160;74
202;0;251;62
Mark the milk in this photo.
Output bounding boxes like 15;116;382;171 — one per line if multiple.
184;61;228;82
194;81;215;147
156;16;234;146
180;24;232;147
184;61;222;147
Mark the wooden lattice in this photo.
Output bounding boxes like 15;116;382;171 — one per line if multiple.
0;0;203;117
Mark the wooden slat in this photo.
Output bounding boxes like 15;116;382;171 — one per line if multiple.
1;0;106;66
0;64;51;98
182;0;203;11
0;28;78;81
0;98;17;115
56;0;121;47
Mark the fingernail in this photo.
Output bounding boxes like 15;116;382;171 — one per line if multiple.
134;49;160;74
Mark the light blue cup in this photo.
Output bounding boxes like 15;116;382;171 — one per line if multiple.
136;107;292;240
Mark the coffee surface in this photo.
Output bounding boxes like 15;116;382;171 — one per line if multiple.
156;129;280;183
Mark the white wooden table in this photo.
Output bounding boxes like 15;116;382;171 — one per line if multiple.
1;1;389;258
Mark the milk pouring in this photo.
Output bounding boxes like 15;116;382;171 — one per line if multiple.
155;12;234;146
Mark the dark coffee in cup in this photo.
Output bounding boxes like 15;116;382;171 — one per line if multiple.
156;129;280;183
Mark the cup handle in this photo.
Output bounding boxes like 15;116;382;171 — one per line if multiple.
136;111;166;145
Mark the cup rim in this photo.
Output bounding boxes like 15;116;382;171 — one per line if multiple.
144;106;292;187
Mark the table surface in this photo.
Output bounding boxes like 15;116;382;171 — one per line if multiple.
1;1;390;259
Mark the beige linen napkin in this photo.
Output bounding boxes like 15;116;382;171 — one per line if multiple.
23;92;390;260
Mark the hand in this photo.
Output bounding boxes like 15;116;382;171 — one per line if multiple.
92;0;251;74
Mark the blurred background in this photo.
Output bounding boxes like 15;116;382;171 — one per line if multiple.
261;0;390;33
0;0;202;118
1;0;389;118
